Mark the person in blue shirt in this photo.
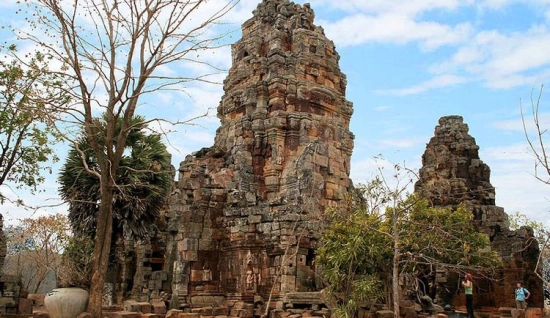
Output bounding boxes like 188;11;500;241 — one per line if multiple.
515;282;531;309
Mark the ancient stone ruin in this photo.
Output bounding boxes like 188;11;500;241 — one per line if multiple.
95;3;544;318
414;115;543;309
159;0;355;312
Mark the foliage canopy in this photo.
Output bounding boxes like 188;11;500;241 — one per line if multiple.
317;177;500;318
0;45;67;201
58;114;172;240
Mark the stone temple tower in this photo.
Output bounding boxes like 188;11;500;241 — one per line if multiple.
164;0;355;308
415;116;542;309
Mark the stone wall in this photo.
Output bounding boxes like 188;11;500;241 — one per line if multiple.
109;211;171;306
415;115;543;309
162;0;355;310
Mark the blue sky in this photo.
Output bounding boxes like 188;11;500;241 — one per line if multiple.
1;0;550;228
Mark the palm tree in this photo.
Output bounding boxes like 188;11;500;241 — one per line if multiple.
58;114;172;294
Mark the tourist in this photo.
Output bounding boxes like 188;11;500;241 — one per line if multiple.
462;273;474;318
515;282;530;309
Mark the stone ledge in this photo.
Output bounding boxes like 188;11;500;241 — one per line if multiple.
283;292;324;305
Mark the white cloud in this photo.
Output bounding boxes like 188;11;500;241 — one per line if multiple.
374;106;390;112
493;111;550;133
171;85;225;120
0;179;68;227
492;171;550;227
428;26;550;89
482;143;533;162
482;143;550;227
378;138;424;149
477;0;519;10
305;0;550;93
320;13;472;49
350;155;421;199
374;74;468;95
225;0;257;23
165;129;216;166
350;156;402;184
309;0;470;16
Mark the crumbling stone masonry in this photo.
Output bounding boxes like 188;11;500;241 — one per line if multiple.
415;115;543;309
163;0;355;310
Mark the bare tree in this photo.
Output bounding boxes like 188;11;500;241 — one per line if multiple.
520;85;550;296
521;85;550;185
17;0;238;316
4;214;70;293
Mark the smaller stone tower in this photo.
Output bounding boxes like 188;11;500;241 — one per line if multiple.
415;115;542;308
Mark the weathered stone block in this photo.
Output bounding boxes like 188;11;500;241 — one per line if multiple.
511;309;525;318
134;302;152;314
107;311;142;318
165;309;183;318
151;271;168;281
526;308;541;318
248;215;262;224
140;314;164;318
376;310;395;318
33;310;50;318
199;238;212;250
0;297;16;308
212;307;230;316
18;298;33;314
29;294;46;307
182;250;198;261
150;300;166;314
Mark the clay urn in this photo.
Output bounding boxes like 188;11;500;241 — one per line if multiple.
44;287;89;318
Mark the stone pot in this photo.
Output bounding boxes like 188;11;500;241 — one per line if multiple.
44;287;89;318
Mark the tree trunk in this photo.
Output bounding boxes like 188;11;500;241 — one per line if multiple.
392;214;400;318
88;181;114;318
33;277;42;294
392;250;400;318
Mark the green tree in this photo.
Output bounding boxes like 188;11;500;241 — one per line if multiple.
18;0;238;315
317;189;389;318
58;113;171;252
318;170;500;318
0;45;67;202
